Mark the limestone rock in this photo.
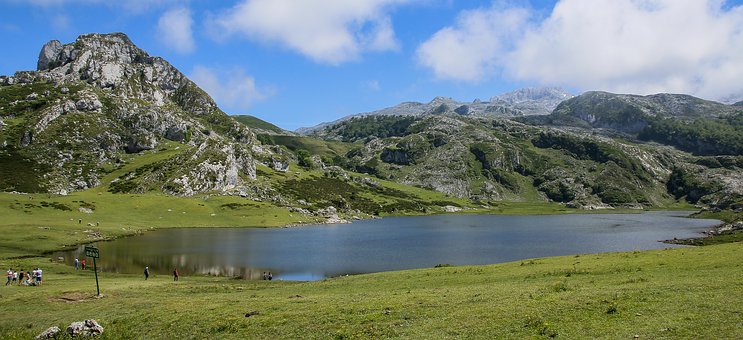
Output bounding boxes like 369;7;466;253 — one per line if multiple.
126;134;158;153
38;40;63;71
272;159;290;172
66;319;103;337
35;326;61;339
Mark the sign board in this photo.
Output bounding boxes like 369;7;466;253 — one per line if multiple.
84;246;99;258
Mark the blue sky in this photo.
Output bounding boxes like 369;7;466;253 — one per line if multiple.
2;0;743;130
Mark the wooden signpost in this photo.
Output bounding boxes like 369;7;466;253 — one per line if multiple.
84;246;100;296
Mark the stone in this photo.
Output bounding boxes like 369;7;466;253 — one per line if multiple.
126;134;158;153
164;126;186;142
272;159;290;172
38;40;63;71
20;130;33;147
60;87;70;94
36;326;61;339
66;319;103;337
74;97;102;111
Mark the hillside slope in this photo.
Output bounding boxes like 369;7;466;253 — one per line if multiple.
0;33;272;196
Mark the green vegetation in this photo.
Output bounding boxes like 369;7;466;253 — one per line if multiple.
232;115;285;134
322;115;417;142
1;242;741;338
638;113;743;156
257;134;357;164
0;147;49;192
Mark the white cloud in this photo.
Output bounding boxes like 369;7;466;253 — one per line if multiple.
157;7;195;54
210;0;408;65
416;3;530;82
417;0;743;101
189;66;274;113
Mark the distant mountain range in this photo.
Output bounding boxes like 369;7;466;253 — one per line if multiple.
296;87;572;135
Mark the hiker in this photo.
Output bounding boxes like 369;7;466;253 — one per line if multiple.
12;271;17;284
81;259;86;270
36;268;42;286
17;270;24;286
74;258;79;270
144;266;149;280
6;268;12;285
268;272;273;281
173;268;179;281
262;272;267;280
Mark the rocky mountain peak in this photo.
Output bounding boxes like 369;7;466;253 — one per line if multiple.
37;40;63;70
32;32;216;113
0;32;262;196
491;87;572;105
37;33;143;72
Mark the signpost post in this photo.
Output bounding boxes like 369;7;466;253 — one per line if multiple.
84;246;100;296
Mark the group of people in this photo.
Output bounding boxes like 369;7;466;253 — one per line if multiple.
262;272;273;280
5;268;42;286
73;258;86;270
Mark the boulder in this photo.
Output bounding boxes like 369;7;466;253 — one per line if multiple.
164;126;186;142
38;40;63;71
272;159;290;172
74;97;102;111
66;319;104;337
35;326;61;339
125;134;158;153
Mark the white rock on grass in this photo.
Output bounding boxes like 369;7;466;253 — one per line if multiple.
35;326;61;339
66;319;104;337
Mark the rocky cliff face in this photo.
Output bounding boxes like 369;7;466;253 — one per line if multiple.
0;33;265;195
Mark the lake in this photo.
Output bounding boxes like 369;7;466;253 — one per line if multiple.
57;211;719;280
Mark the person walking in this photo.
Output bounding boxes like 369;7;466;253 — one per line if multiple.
74;258;79;270
144;266;149;280
36;268;42;286
81;259;86;270
17;269;24;286
173;268;179;281
6;268;12;285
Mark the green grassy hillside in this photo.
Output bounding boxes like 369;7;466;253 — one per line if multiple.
232;115;286;134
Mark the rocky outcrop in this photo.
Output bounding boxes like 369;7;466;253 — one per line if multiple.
35;326;61;339
66;319;104;337
37;40;63;71
0;33;260;196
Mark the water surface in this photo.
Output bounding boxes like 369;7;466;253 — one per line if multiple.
58;211;718;280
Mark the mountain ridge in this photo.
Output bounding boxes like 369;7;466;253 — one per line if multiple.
296;87;572;135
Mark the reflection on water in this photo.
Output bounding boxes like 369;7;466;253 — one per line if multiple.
56;211;719;281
